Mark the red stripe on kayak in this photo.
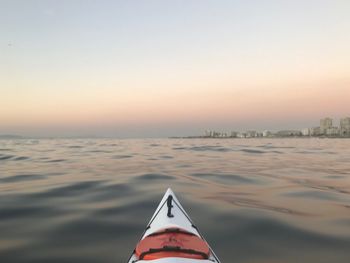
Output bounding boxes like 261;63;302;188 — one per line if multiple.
136;228;210;260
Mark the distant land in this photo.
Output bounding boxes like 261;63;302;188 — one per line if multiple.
0;134;24;139
172;117;350;139
1;117;350;140
0;134;102;139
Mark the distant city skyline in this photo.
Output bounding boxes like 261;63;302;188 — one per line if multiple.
201;117;350;138
2;116;350;139
1;1;350;138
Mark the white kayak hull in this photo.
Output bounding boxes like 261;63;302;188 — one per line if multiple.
136;259;216;263
127;188;220;263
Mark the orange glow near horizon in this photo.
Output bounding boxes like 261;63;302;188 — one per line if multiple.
2;75;349;131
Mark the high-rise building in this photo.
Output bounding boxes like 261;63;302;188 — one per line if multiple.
320;118;332;134
326;127;339;136
340;117;350;136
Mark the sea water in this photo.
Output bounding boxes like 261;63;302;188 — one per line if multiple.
1;138;350;262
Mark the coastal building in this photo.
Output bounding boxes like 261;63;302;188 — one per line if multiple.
262;130;269;137
310;127;321;136
230;131;238;138
213;131;220;137
246;130;257;138
340;117;350;137
320;118;332;135
326;127;339;136
276;130;301;137
204;130;212;137
302;128;309;136
201;117;350;138
238;132;247;138
262;130;272;137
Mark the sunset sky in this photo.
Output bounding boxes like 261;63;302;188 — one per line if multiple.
1;0;350;137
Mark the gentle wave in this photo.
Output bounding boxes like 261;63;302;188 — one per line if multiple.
0;138;350;262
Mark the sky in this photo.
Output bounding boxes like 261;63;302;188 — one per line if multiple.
1;0;350;137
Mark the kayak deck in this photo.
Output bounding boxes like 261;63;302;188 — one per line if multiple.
128;188;220;263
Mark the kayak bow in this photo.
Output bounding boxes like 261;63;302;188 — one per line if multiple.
128;188;220;263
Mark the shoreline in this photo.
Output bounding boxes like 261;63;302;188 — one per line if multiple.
169;136;350;139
